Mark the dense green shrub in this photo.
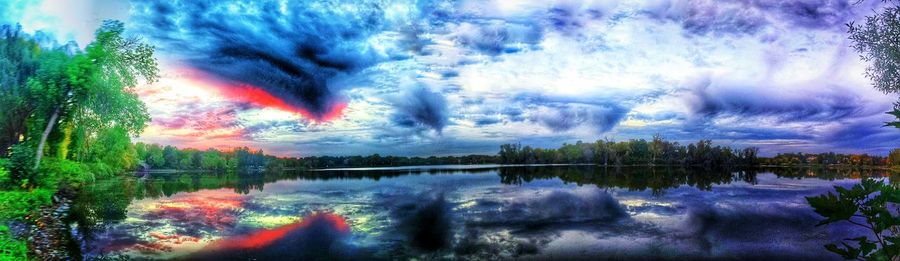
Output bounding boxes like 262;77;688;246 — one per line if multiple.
0;225;27;261
0;189;52;221
0;160;10;189
37;159;96;188
7;144;35;188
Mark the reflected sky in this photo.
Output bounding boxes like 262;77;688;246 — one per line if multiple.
75;167;887;260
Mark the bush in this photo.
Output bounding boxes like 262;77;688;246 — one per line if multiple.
7;144;35;188
0;225;27;261
0;160;10;189
0;189;52;221
37;159;95;188
86;162;116;179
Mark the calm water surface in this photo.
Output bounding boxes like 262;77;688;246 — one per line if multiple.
69;166;894;260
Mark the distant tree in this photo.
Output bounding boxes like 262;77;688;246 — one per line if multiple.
146;144;164;168
848;3;900;128
162;145;178;168
889;149;900;167
86;127;137;172
134;142;147;163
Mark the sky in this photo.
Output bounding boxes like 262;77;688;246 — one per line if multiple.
2;0;899;156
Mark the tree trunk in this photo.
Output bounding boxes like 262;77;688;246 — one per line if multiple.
33;106;61;170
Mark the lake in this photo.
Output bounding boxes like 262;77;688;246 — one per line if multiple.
68;166;894;260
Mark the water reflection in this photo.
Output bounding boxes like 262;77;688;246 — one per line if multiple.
188;213;358;261
69;166;896;260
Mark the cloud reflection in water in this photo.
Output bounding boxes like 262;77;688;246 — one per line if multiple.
74;167;886;260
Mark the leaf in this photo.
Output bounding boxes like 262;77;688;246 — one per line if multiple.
848;236;878;256
880;185;900;203
807;192;859;226
873;208;900;233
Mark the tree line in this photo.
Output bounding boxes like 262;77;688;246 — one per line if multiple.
133;143;272;171
130;141;900;171
762;150;900;167
498;135;760;167
130;144;499;171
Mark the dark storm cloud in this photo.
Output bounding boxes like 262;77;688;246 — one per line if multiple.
687;81;869;122
391;85;449;132
530;103;629;132
131;0;393;118
820;117;900;153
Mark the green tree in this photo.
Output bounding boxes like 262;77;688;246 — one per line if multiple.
163;145;178;168
28;20;157;169
0;25;40;157
146;144;164;168
200;148;226;170
849;4;900;128
86;127;137;172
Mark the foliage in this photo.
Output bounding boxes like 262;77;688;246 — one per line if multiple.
498;137;759;166
0;188;52;221
0;24;40;157
764;152;892;167
806;178;900;260
0;225;27;261
889;149;900;168
888;102;900;129
0;20;159;189
849;3;900;128
84;127;137;173
6;144;34;188
36;159;94;188
0;160;8;189
22;20;156;171
0;188;52;261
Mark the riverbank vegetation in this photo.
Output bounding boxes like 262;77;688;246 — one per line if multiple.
0;21;159;260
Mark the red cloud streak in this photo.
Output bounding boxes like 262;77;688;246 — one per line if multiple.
180;71;347;122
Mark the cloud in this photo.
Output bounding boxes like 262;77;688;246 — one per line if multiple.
530;103;629;132
130;0;398;120
819;116;900;154
452;21;542;55
686;78;870;123
759;0;856;29
644;0;769;35
391;84;449;132
643;0;879;37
